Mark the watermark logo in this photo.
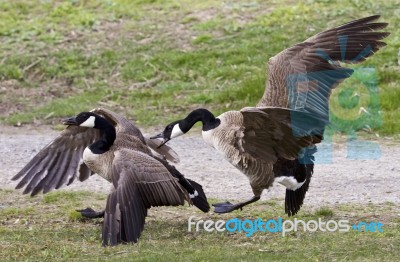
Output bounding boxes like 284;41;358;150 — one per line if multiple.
286;34;382;163
188;216;383;237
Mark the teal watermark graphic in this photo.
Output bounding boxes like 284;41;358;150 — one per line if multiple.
286;35;382;163
188;216;383;237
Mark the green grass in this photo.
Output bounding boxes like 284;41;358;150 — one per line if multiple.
0;0;399;136
0;189;399;261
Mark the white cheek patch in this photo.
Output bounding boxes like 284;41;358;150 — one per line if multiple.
171;124;184;138
189;190;199;199
275;176;305;191
80;116;96;127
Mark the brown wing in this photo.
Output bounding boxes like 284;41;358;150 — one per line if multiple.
12;107;122;196
257;15;389;119
102;149;187;246
12;126;102;196
237;107;327;162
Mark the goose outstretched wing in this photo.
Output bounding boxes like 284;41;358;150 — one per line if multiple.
12;108;125;196
13;108;181;196
102;149;187;246
257;15;389;120
12;125;102;196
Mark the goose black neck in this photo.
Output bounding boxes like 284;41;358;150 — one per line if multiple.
89;117;116;154
182;108;220;132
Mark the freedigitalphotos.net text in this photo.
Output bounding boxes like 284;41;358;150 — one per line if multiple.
188;216;383;237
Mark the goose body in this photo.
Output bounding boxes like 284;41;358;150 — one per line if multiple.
201;111;275;195
82;129;151;181
13;108;209;246
152;15;389;216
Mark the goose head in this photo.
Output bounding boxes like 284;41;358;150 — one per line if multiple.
151;108;220;147
151;120;187;146
63;112;101;128
63;111;116;152
62;112;114;130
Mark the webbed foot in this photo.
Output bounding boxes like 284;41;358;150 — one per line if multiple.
212;202;242;213
76;207;105;219
212;196;261;214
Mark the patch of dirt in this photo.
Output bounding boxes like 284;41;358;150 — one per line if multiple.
1;125;399;210
0;80;75;118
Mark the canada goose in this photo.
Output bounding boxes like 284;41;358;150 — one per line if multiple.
12;108;209;246
151;15;389;216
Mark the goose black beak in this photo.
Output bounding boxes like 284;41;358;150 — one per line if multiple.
62;117;78;126
150;133;170;148
150;132;164;139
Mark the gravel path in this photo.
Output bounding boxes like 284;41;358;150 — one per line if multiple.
1;125;399;207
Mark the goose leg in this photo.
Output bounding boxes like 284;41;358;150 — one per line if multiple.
212;196;260;213
76;207;105;219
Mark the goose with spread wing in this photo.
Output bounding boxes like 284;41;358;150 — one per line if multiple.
12;108;209;246
151;15;389;216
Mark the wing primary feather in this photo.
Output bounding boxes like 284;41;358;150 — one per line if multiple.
14;152;54;187
54;150;84;190
30;148;67;196
42;148;75;194
22;151;61;195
